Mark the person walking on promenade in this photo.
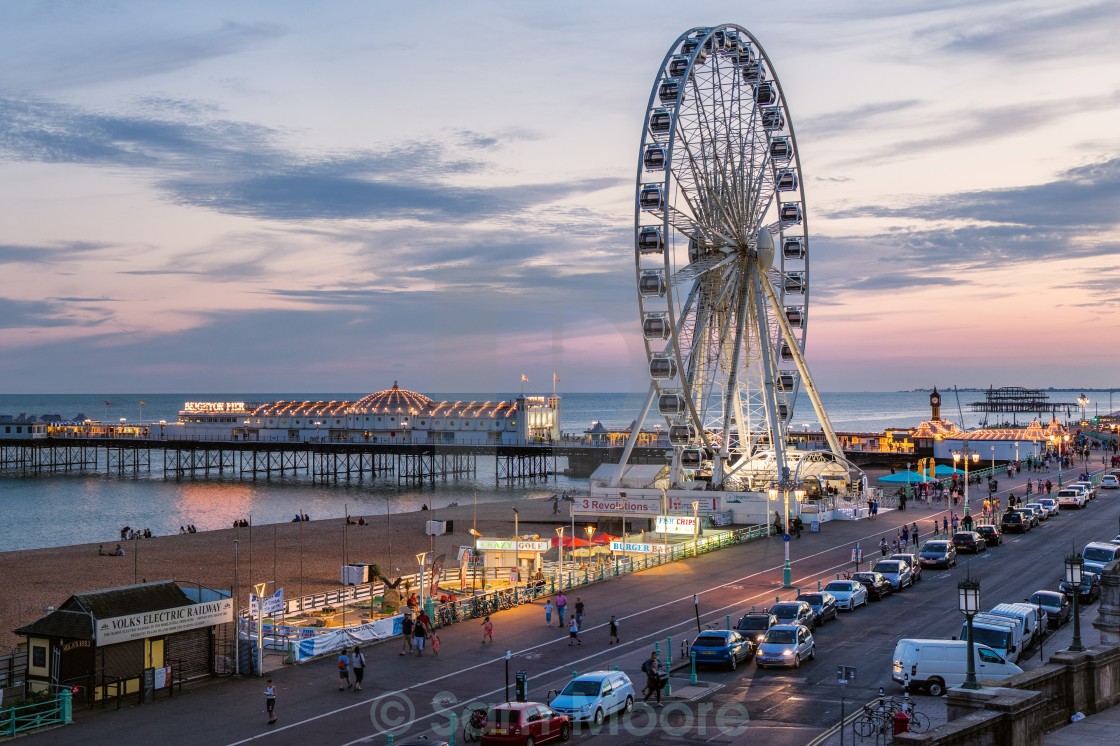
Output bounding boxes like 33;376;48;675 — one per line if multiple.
431;631;440;656
264;679;277;724
608;615;620;645
400;613;414;656
337;651;352;690
942;517;949;535
413;616;427;656
555;592;568;628
568;616;582;646
911;522;919;547
574;597;585;629
641;651;667;704
879;538;889;556
951;513;959;533
352;646;367;690
481;616;494;644
544;599;554;627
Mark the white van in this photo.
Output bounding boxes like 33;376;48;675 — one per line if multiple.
892;638;1024;696
988;603;1044;650
959;614;1023;663
1081;542;1120;575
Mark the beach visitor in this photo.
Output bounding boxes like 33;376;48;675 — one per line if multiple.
337;651;351;690
352;646;366;690
641;651;666;704
574;597;585;629
609;615;620;645
481;616;494;644
97;544;104;556
400;613;414;655
568;616;582;646
114;544;125;556
555;593;568;628
544;599;554;627
264;679;277;724
431;631;440;656
413;616;427;656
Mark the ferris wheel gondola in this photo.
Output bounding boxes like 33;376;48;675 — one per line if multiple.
627;24;846;490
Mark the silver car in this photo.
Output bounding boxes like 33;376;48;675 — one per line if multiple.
755;623;815;669
872;559;913;590
822;580;868;611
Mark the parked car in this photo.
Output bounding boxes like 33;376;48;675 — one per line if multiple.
1027;590;1072;628
481;702;571;745
890;553;923;582
952;531;987;554
689;630;753;671
1036;498;1060;516
1056;488;1088;509
892;639;1023;696
547;671;634;726
1081;542;1120;575
1058;571;1102;604
755;624;815;669
735;611;778;646
1099;475;1120;490
822;580;868;611
1001;511;1030;533
851;571;893;600
919;540;957;568
797;592;839;625
769;601;816;629
974;525;1003;547
871;560;914;591
1071;481;1096;500
1024;503;1049;521
1016;507;1040;527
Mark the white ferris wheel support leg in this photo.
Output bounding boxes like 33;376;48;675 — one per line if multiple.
751;273;789;476
759;278;845;460
713;259;754;488
611;382;658;488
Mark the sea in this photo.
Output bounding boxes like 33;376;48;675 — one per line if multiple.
0;389;1104;551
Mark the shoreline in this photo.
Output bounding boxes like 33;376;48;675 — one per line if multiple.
0;495;567;652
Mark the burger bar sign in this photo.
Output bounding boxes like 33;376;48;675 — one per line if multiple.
571;496;661;515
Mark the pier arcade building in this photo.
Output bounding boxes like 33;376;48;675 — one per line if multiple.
179;383;561;445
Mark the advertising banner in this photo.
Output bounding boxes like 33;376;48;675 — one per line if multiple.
667;496;720;513
572;495;661;515
96;599;234;646
609;540;670;554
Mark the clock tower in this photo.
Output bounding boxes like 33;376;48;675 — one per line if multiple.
930;388;942;420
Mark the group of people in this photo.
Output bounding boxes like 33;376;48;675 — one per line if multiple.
119;525;151;540
178;525;197;534
344;515;367;525
97;544;126;556
399;609;440;656
336;646;368;691
289;513;311;523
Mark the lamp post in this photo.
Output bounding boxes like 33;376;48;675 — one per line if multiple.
906;461;912;503
555;527;565;589
952;445;980;518
1014;441;1019;463
1078;393;1089;423
692;500;700;557
958;573;982;689
991;444;996;473
1050;434;1069;487
768;469;805;589
585;525;595;571
416;552;428;612
1065;551;1085;652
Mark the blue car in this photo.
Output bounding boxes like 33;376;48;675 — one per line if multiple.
689;630;753;671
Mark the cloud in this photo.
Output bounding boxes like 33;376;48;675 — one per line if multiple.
926;2;1119;57
0;241;110;265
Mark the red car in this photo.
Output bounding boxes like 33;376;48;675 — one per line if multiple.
481;702;572;745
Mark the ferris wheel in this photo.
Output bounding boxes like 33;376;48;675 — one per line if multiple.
629;24;844;489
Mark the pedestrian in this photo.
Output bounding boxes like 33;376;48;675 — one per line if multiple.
544;599;554;627
879;538;889;556
942;517;949;535
431;631;441;656
609;615;620;645
413;616;428;655
568;616;582;646
481;615;494;644
352;646;366;690
264;679;277;724
400;613;414;655
910;522;919;547
641;650;666;704
792;516;803;538
337;651;351;690
555;592;568;628
574;597;585;629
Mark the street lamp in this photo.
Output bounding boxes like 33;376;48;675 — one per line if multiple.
1065;551;1085;652
957;573;982;690
952;445;980;517
1078;394;1089;423
416;552;428;612
586;525;595;569
768;469;806;589
1050;434;1070;487
991;444;996;473
513;507;520;539
555;527;565;589
1014;441;1019;463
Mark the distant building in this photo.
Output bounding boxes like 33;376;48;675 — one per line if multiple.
0;414;50;439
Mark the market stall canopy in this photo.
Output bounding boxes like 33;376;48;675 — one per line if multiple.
934;464;965;476
877;471;934;484
589;533;619;545
550;536;592;548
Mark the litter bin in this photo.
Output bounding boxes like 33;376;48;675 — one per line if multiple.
892;711;911;735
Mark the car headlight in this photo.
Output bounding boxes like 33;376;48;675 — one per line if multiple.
782;649;794;657
580;704;591;713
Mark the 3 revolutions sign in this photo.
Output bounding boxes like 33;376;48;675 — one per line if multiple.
95;599;234;647
571;496;661;515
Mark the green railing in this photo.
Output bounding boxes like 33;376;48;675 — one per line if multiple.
2;690;70;737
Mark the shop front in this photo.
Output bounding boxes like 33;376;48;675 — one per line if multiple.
14;581;233;706
474;538;551;582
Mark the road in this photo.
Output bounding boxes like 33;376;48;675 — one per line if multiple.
32;461;1118;746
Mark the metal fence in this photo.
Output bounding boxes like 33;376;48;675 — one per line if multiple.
1;690;71;736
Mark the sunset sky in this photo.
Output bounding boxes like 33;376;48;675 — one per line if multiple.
1;1;1118;394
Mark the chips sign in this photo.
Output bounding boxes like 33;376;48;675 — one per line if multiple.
655;515;698;534
475;539;551;552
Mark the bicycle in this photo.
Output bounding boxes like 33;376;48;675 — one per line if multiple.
852;704;891;738
462;707;487;742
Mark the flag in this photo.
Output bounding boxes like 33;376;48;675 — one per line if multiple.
103;400;112;406
521;374;528;382
139;400;146;406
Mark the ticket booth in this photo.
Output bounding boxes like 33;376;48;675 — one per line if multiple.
14;580;233;706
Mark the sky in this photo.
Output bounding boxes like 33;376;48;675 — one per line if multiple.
1;0;1119;395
